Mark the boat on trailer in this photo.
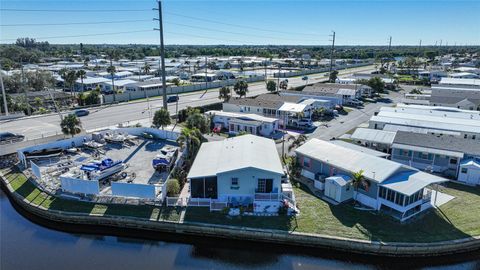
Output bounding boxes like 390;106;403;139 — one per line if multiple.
80;158;125;181
24;147;64;159
83;141;105;149
104;133;127;144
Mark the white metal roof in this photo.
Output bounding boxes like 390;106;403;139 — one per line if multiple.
370;115;480;133
326;175;351;186
187;135;284;179
439;77;480;86
382;124;462;136
77;77;110;84
381;171;447;196
278;102;307;113
295;139;405;183
102;79;137;87
206;110;278;123
351;128;397;145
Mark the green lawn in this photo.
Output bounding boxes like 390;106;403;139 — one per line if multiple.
184;182;480;243
3;168;480;243
1;168;181;222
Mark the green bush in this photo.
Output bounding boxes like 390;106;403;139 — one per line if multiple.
166;178;180;196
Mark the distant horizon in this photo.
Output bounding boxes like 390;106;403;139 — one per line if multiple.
1;0;479;46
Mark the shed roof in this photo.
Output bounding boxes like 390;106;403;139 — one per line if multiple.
351;128;397;145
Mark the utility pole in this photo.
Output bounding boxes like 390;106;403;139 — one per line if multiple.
329;31;336;73
205;55;208;90
154;0;168;110
277;64;281;91
388;36;392;51
21;65;31;116
0;72;8;115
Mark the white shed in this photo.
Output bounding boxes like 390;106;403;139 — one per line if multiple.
324;175;354;203
458;159;480;186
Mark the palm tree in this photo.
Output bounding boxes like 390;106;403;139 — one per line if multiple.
218;86;231;102
76;69;86;92
143;62;151;75
266;80;277;93
65;70;78;98
288;134;307;152
152;108;171;129
60;114;82;137
351;170;366;204
106;49;118;102
177;127;203;160
233;80;248;98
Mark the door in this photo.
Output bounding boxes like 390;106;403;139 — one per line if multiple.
257;179;273;193
326;183;337;200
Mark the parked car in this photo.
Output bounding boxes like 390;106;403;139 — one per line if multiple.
0;132;25;144
74;109;90;117
291;118;312;129
347;99;363;107
167;95;179;103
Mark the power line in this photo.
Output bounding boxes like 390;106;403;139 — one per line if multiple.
165;31;256;45
165;11;322;37
0;8;151;12
164;21;326;43
1;19;152;27
0;30;153;42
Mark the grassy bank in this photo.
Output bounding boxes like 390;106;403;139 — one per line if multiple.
185;182;480;242
1;168;182;222
2;167;480;243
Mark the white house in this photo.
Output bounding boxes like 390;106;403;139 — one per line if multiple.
187;135;294;213
295;139;448;221
206;110;279;137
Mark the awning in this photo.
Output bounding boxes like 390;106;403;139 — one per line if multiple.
381;171;448;196
391;143;464;158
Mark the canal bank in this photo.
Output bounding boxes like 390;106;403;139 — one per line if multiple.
2;171;480;258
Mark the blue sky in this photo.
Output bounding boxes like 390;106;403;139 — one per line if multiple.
1;0;479;45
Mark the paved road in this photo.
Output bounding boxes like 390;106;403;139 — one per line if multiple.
309;89;405;140
1;65;375;140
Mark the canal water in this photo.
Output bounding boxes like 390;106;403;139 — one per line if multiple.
1;190;479;270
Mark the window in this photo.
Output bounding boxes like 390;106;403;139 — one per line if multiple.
461;168;468;174
419;152;429;160
303;157;311;168
450;158;458;165
231;178;239;186
464;134;468;139
473;135;476;140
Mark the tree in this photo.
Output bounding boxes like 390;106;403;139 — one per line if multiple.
367;77;385;93
279;80;288;90
33;97;43;108
177;127;203;160
76;69;86;92
171;78;181;86
207;61;218;70
224;61;231;69
351;170;366;204
266;80;277;93
233;80;249;98
186;112;210;133
143;62;151;75
218;86;231;102
61;114;82;137
166;178;180;196
329;70;339;83
152;108;171;129
288;134;307;152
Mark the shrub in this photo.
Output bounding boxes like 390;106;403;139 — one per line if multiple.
166;178;180;196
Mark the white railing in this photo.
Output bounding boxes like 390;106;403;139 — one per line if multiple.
254;193;280;201
187;197;211;207
166;196;187;207
210;200;228;211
